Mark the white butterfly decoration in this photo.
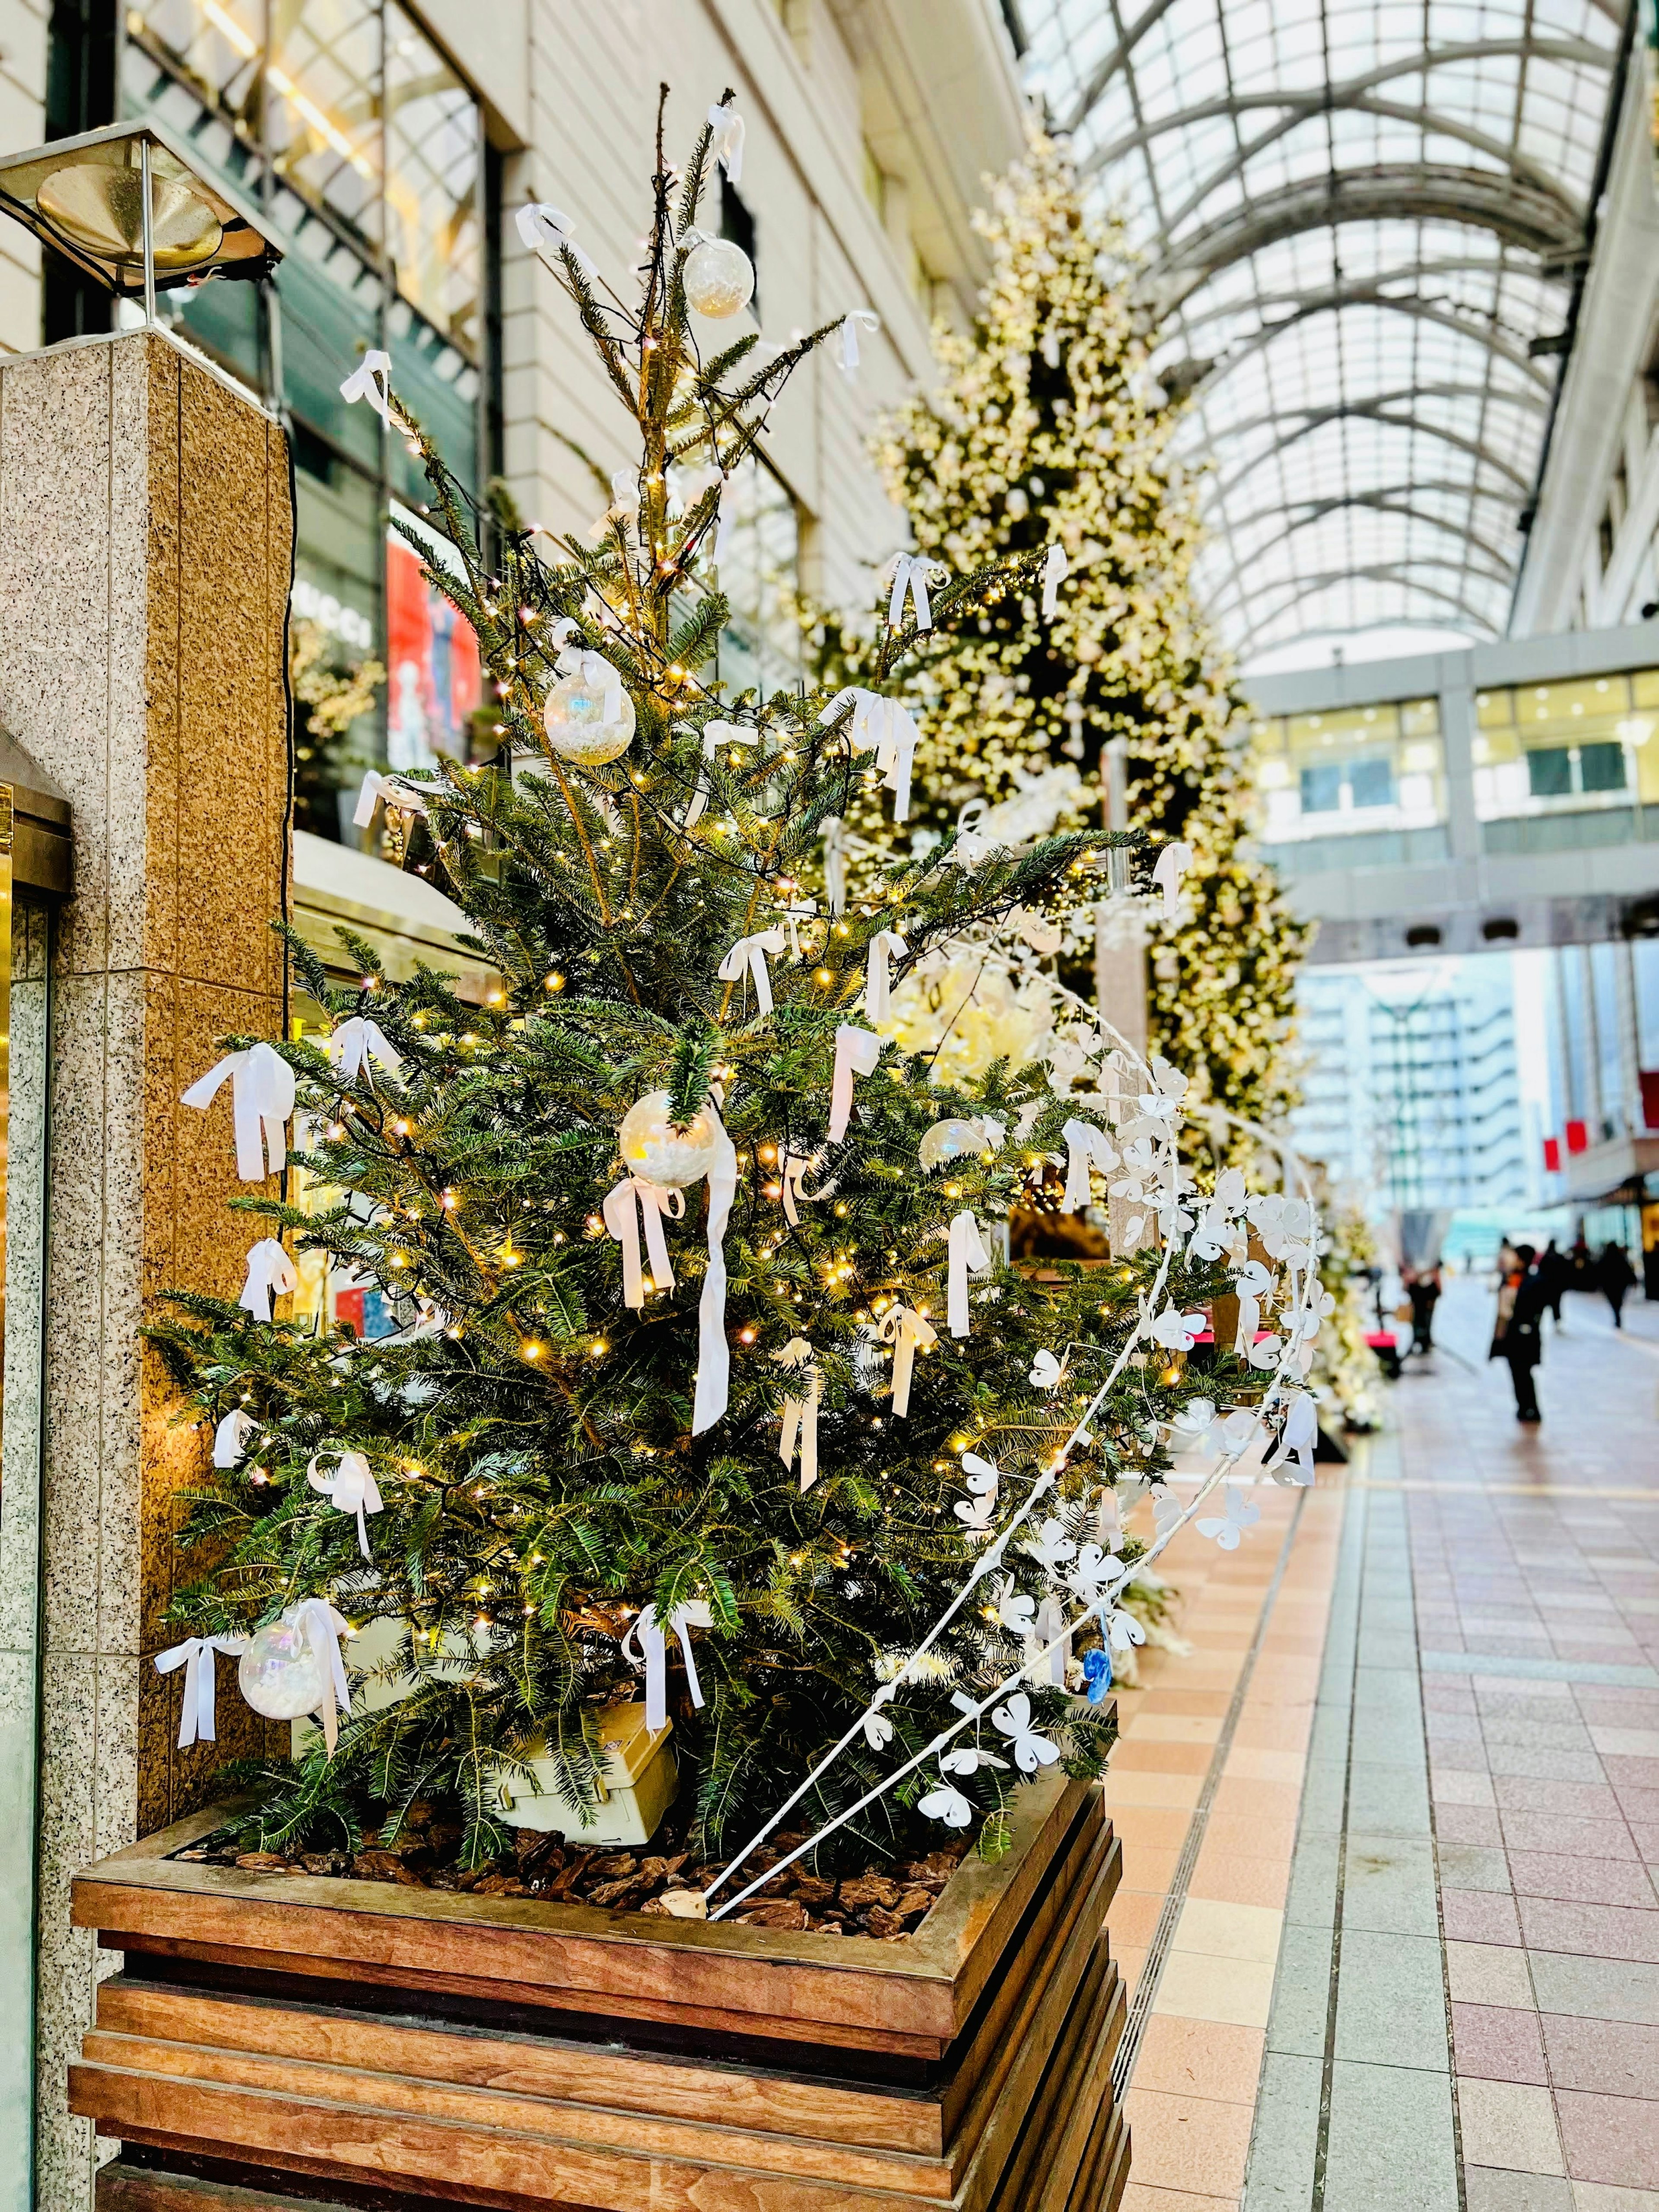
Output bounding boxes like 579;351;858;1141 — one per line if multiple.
1247;1333;1285;1372
1022;1516;1078;1574
1105;1606;1147;1653
1066;1541;1116;1606
940;1743;1008;1775
993;1577;1036;1636
1263;1392;1319;1486
918;1777;974;1828
862;1710;894;1750
1196;1484;1262;1551
990;1692;1062;1773
1149;1306;1208;1353
1152;1487;1185;1541
1168;1397;1218;1448
1029;1347;1067;1390
953;1450;999;1536
1187;1201;1233;1262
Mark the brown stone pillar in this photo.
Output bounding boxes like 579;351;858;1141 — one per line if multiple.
0;327;292;2212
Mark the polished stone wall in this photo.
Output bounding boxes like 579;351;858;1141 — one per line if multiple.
0;327;292;2212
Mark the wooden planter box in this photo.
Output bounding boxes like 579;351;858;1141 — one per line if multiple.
70;1770;1127;2212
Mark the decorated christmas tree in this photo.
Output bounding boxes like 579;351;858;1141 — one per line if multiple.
860;130;1309;1137
153;94;1323;1910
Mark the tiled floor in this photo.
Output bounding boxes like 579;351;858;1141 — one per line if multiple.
1106;1277;1659;2212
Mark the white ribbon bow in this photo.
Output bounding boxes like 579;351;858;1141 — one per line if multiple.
1061;1118;1118;1212
887;553;947;633
326;1016;404;1084
213;1408;257;1468
774;1338;821;1492
183;1044;296;1182
719;925;788;1017
352;768;428;831
879;1304;938;1417
779;896;817;961
307;1450;384;1561
684;718;759;827
549;622;626;725
339;349;393;425
1041;543;1069;622
155;1634;249;1749
626;1599;714;1733
829;1024;883;1142
707;103;745;182
817;691;920;820
947;1211;991;1340
839;309;880;372
239;1238;297;1322
602;1175;684;1306
823;816;849;916
864;931;908;1025
289;1598;354;1754
515;201;597;278
779;1145;835;1227
692;1106;740;1436
1152;840;1193;920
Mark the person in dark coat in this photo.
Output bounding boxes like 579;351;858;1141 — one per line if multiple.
1490;1243;1546;1423
1405;1264;1442;1354
1597;1242;1637;1330
1537;1239;1571;1328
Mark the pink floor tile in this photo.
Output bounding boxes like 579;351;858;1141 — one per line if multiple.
1451;2001;1549;2084
1554;2089;1659;2188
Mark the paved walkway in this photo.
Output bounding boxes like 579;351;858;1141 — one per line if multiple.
1107;1277;1659;2212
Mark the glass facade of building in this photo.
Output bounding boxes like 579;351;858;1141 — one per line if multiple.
1475;670;1659;855
1250;696;1448;874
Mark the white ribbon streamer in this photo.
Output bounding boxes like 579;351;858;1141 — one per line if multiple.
307;1450;384;1561
947;1210;991;1339
352;769;428;831
290;1598;353;1755
839;309;879;372
817;688;920;821
182;1044;296;1182
778;1145;835;1227
339;349;393;425
774;1338;820;1492
326;1016;404;1084
602;1176;683;1306
692;1106;739;1436
515;201;597;278
823;817;848;917
879;1305;938;1417
864;930;908;1025
238;1238;297;1322
626;1599;714;1733
829;1024;882;1142
707;104;745;182
213;1408;257;1468
1152;840;1194;920
684;718;759;827
718;925;788;1017
1041;543;1069;622
1061;1117;1117;1212
886;553;947;633
1033;1596;1069;1687
155;1634;248;1749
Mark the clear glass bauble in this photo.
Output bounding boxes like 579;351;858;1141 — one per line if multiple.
620;1090;721;1189
918;1118;985;1172
543;667;636;766
683;237;755;319
238;1611;328;1720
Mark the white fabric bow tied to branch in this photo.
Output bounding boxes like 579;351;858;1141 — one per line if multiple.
947;1211;991;1339
1041;543;1069;622
213;1408;257;1467
829;1024;883;1142
774;1338;821;1492
817;687;921;821
515;201;597;278
864;931;908;1025
352;768;427;832
707;103;745;181
626;1600;714;1734
549;619;625;723
839;309;879;372
692;1104;740;1437
1061;1118;1118;1213
603;1175;684;1306
308;1450;384;1561
778;1145;835;1228
1151;840;1193;920
339;348;394;426
823;817;849;916
183;1043;296;1182
779;896;817;961
880;1304;938;1417
886;553;948;633
155;1634;248;1750
719;925;788;1017
326;1016;404;1085
291;1598;354;1755
683;718;758;827
239;1238;297;1322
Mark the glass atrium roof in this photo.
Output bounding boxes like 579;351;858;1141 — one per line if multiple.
1021;0;1627;669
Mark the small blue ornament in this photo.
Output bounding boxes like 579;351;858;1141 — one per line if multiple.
1082;1647;1112;1703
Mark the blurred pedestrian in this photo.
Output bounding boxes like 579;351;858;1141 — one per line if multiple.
1597;1242;1637;1330
1490;1242;1546;1424
1538;1238;1570;1329
1406;1264;1442;1354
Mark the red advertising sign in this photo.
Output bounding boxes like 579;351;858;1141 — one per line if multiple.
1565;1119;1589;1155
1542;1136;1561;1173
385;531;481;770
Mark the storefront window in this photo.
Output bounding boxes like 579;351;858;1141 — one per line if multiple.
1250;698;1446;873
1474;671;1659;852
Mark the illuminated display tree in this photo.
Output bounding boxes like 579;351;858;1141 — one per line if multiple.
868;130;1309;1136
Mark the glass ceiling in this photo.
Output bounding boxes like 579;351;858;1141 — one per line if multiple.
1021;0;1626;670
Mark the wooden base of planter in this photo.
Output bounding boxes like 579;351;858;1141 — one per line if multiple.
70;1771;1127;2212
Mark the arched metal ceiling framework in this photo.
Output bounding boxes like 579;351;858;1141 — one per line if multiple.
1021;0;1630;664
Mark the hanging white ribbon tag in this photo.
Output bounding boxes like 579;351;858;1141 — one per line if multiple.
1041;543;1069;622
879;1304;938;1416
774;1337;821;1491
626;1599;715;1733
291;1598;353;1755
684;718;759;827
692;1106;740;1436
1033;1595;1070;1687
1152;840;1194;919
864;931;908;1025
829;1024;882;1142
602;1176;684;1306
515;201;597;278
339;349;393;425
718;925;788;1017
213;1408;257;1468
155;1634;249;1749
707;104;746;182
1265;1392;1319;1484
239;1237;298;1322
839;309;880;372
352;769;428;831
1061;1118;1118;1212
823;817;848;916
946;1211;991;1339
307;1450;384;1561
817;692;921;821
327;1015;404;1084
887;553;947;633
778;1145;835;1227
183;1043;296;1182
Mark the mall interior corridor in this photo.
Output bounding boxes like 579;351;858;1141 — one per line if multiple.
1108;1276;1659;2212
